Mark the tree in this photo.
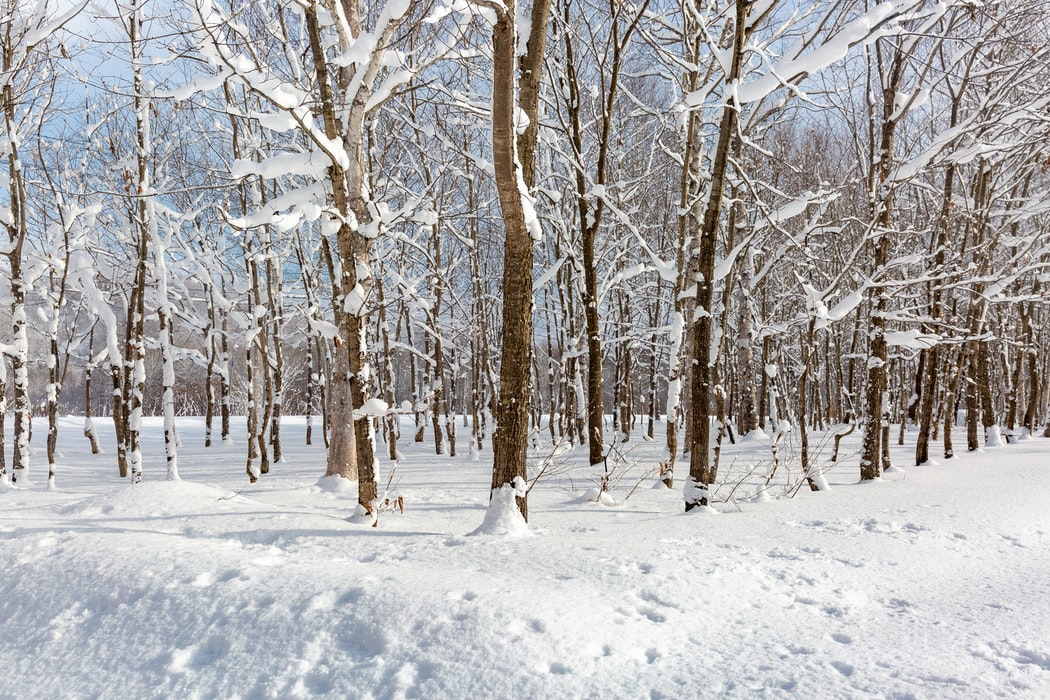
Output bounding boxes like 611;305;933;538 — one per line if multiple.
482;0;552;521
1;0;86;484
684;0;752;510
189;0;472;515
551;0;651;469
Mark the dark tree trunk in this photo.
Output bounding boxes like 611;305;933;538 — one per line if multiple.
685;0;749;510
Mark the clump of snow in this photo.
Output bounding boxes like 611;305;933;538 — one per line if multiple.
809;473;831;491
683;477;719;514
578;487;618;506
885;329;940;350
354;398;389;418
348;502;378;527
470;477;530;536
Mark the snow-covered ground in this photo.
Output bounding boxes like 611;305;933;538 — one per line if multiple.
2;416;1049;699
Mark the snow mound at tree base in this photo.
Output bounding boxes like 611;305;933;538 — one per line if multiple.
316;474;357;494
470;478;530;536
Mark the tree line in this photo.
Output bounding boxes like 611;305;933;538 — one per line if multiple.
2;0;1049;520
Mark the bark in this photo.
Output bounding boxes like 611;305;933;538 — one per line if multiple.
224;84;265;482
266;250;284;463
799;320;821;491
205;290;217;448
943;352;960;459
305;0;388;511
915;151;957;465
430;218;447;456
306;334;316;447
83;328;101;454
736;284;757;436
859;46;904;482
558;0;645;465
444;352;457;458
39;145;75;487
122;0;150;484
136;73;178;480
1022;301;1039;437
3;44;30;483
489;0;552;521
152;222;179;480
251;187;274;477
376;272;398;460
220;307;232;443
664;65;701;488
246;340;260;482
685;0;750;510
468;180;494;455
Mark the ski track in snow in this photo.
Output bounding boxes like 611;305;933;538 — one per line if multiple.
1;416;1049;699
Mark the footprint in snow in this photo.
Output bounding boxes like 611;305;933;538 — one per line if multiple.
638;589;679;611
337;588;363;606
886;598;913;615
830;660;854;677
639;607;667;624
188;635;231;668
767;548;803;561
831;633;853;645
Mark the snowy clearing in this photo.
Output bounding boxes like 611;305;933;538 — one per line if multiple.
1;416;1049;699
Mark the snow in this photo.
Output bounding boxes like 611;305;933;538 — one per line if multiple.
517;167;542;242
736;3;901;105
986;424;1005;448
885;329;941;350
470;477;529;537
3;415;1050;699
355;398;390;418
230;151;328;181
826;288;866;323
741;426;770;442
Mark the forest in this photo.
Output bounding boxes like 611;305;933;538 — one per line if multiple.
2;0;1049;520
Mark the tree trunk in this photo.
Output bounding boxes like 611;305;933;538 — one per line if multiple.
304;0;385;511
489;0;552;520
83;328;101;454
859;46;904;482
3;59;30;484
685;0;749;510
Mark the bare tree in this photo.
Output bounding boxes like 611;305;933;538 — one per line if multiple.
482;0;553;521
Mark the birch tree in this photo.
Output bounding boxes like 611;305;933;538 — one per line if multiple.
1;0;86;484
188;0;471;515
